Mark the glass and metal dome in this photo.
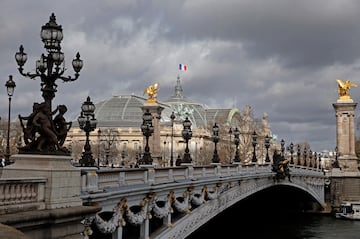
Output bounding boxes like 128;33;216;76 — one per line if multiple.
94;95;169;127
163;76;210;129
80;76;234;130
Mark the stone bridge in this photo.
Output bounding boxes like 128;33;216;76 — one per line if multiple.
80;163;325;239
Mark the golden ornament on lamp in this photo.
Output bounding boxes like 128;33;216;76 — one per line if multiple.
144;82;159;104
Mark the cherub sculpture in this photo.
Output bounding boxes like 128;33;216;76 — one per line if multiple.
18;102;71;154
144;83;159;104
336;79;357;100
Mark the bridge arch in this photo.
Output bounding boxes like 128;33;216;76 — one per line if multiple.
155;174;324;239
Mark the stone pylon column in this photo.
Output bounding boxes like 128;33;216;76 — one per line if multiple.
142;103;164;161
333;100;359;170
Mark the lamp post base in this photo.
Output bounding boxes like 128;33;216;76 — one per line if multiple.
182;153;192;164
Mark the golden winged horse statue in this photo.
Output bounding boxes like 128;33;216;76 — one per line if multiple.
144;82;159;104
336;79;357;100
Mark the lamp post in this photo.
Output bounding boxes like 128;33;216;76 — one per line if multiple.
170;111;176;167
181;117;192;164
228;127;232;163
264;134;270;163
78;96;97;167
14;13;83;154
297;144;301;166
212;123;220;163
289;142;294;164
303;147;307;166
163;141;166;166
15;13;83;111
233;127;240;163
140;109;154;165
97;128;102;167
4;75;16;165
280;139;285;157
309;149;313;167
252;131;258;163
121;150;126;166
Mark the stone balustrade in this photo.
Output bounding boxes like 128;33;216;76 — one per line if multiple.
81;163;323;194
0;177;46;214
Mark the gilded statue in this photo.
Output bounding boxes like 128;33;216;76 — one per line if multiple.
144;82;159;104
336;79;357;100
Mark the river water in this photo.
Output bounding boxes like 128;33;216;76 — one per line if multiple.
188;211;360;239
187;208;360;239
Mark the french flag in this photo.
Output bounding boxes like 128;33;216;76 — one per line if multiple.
179;64;187;71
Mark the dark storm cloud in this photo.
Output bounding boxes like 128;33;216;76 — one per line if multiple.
161;0;360;68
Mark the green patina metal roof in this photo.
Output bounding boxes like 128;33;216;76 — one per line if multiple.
82;76;235;129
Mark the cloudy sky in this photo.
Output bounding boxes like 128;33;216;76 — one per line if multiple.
1;0;360;152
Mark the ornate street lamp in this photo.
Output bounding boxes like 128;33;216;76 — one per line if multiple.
289;142;294;164
228;127;233;163
97;128;102;167
163;141;166;166
309;149;313;167
233;128;240;163
297;144;301;166
15;13;83;154
264;134;271;163
78;96;97;167
181;117;192;164
15;13;83;110
170;111;176;167
4;75;16;165
140;109;154;165
303;147;308;166
280;139;285;157
252;130;257;163
212;123;220;163
121;150;126;166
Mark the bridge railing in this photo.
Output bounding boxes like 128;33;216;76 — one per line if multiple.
0;177;46;214
81;163;323;193
289;164;323;176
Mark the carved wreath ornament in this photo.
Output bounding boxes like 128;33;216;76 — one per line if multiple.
81;185;222;236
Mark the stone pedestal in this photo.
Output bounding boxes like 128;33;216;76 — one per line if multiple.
333;100;359;171
142;104;164;161
1;154;82;209
329;169;360;207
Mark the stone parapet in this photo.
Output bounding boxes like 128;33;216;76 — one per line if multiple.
329;169;360;207
1;154;82;209
0;177;46;214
